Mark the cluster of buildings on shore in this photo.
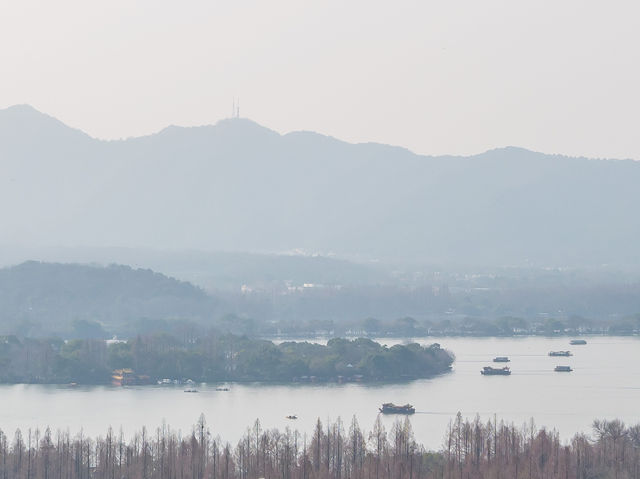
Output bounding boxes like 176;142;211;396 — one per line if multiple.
111;369;151;386
293;373;364;384
111;369;199;387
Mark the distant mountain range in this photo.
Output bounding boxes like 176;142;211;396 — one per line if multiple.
1;104;639;268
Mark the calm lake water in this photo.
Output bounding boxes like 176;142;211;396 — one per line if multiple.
1;336;639;448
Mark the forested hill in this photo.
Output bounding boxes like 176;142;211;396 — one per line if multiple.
2;105;640;268
0;261;215;337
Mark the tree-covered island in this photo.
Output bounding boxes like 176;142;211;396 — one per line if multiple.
0;334;453;385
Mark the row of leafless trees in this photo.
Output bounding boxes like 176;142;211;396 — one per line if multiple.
442;413;640;479
1;414;639;479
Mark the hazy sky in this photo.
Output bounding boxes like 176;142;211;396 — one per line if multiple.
1;0;638;159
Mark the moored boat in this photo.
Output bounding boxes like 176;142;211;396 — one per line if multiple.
493;356;510;362
481;366;511;376
570;339;587;345
380;403;416;414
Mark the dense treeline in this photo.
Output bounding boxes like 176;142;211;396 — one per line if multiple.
233;281;640;326
0;336;111;384
3;262;640;341
257;314;640;340
1;415;639;478
0;334;453;384
91;313;640;343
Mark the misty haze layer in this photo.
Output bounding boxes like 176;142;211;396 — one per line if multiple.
1;104;638;268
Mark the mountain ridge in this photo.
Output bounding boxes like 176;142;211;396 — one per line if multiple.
3;104;616;161
1;104;639;268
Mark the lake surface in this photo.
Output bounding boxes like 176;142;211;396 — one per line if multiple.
1;336;639;449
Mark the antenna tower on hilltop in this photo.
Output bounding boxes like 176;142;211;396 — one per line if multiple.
232;97;240;118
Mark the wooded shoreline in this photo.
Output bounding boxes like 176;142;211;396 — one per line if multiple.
0;334;453;385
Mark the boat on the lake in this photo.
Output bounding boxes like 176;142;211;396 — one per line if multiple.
549;351;572;357
554;366;573;372
286;415;298;420
215;387;230;391
493;356;510;362
481;366;511;376
184;388;199;393
570;339;587;345
379;403;416;414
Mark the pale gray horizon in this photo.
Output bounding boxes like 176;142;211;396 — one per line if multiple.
1;0;639;159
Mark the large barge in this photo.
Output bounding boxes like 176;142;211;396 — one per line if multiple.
549;351;572;357
380;403;416;414
481;366;511;376
554;365;573;372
